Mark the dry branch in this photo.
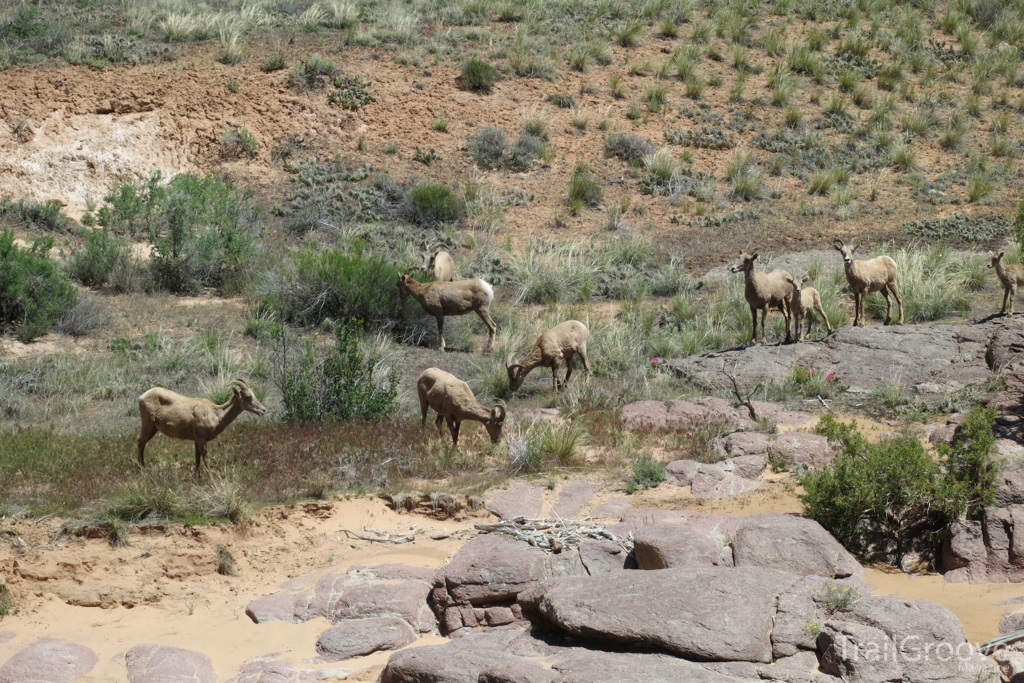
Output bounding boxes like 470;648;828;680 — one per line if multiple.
474;516;633;554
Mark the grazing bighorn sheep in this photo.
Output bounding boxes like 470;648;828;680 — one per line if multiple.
785;276;833;341
419;242;456;282
990;251;1024;316
832;239;903;326
138;379;266;477
417;368;506;447
397;274;497;351
729;251;793;344
506;320;591;393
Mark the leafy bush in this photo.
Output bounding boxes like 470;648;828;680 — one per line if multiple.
0;229;77;342
261;54;286;72
279;319;399;424
220;128;260;157
290;54;338;89
460;58;499;92
803;408;997;564
328;75;376;109
268;244;416;329
0;198;71;232
96;172;164;237
568;164;602;209
68;227;130;288
467;126;507;169
547;93;577;108
628;454;665;492
506;131;544;171
404;184;464;227
606;133;655;165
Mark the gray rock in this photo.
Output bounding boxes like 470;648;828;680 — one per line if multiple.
772;576;870;658
942;520;987;584
577;540;633;575
619;401;667;430
487;482;544;520
691;467;762;499
379;632;519;683
732;513;863;578
315;617;418;661
671;319;1013;396
478;659;555;683
818;621;904;683
231;656;352;683
1001;611;1024;634
720;431;772;457
0;639;98;683
551;482;599;519
245;592;307;624
997;470;1024;506
633;521;727;569
126;644;217;683
769;433;835;469
520;567;800;662
987;324;1024;372
590;497;631;518
664;459;701;487
306;574;435;632
550;649;761;683
345;564;436;583
729;455;768;480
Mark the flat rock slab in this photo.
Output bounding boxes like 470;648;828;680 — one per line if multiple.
551;481;599;519
126;644;216;683
665;459;764;498
316;617;418;661
232;656;352;683
520;567;801;662
487;482;544;520
633;521;728;569
691;468;762;499
590;496;631;518
719;431;772;457
344;564;435;583
0;638;98;683
669;318;1020;395
732;513;863;578
769;433;835;469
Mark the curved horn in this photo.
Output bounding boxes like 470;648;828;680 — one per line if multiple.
506;352;516;370
229;378;249;388
832;238;845;249
493;399;507;420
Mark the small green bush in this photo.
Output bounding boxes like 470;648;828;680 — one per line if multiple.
220;128;260;157
328;75;376;109
404;185;464;227
467;126;507;170
606;133;655;165
280;319;399;424
0;198;71;232
261;54;286;72
547;93;577;108
68;227;129;288
568;164;603;208
628;454;665;491
290;54;338;89
0;229;77;342
460;58;499;92
97;172;163;238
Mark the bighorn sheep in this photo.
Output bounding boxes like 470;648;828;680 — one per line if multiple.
832;239;903;326
785;276;834;341
397;274;497;351
729;251;793;344
138;379;266;476
419;241;456;282
990;251;1024;316
417;368;506;447
506;320;591;393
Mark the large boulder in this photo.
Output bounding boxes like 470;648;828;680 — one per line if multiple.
772;576;858;658
519;567;800;662
633;521;729;569
818;621;903;683
691;467;762;499
432;535;586;636
577;540;634;575
619;401;667;430
717;431;771;457
0;639;98;683
996;470;1024;507
487;482;544;520
126;644;217;683
769;433;835;469
379;631;521;683
732;513;863;578
549;649;760;683
942;520;987;584
315;617;418;661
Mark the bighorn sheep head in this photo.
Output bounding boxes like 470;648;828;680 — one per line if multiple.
506;353;527;390
229;379;267;416
833;239;858;265
729;251;759;274
989;251;1006;269
483;399;507;443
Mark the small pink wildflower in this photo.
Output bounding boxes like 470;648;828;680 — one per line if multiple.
651;357;661;366
825;372;837;382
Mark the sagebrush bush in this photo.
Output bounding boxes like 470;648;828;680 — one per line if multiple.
467;126;507;169
460;58;499;91
279;319;399;424
0;229;77;342
605;133;655;165
290;54;338;89
0;198;71;232
68;227;129;288
404;184;464;227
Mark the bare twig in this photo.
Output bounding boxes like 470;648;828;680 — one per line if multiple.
339;525;424;544
474;516;633;554
722;360;760;422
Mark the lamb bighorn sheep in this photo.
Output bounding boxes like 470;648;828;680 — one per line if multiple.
138;379;266;477
832;239;903;326
417;368;506;447
419;242;456;282
785;276;834;341
729;251;793;344
989;251;1024;316
397;274;497;351
506;320;591;393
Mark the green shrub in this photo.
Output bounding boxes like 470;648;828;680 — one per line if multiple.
220;128;260;157
568;164;602;208
467;126;507;169
547;93;577;108
279;319;399;424
261;54;286;72
328;75;376;109
146;173;259;294
0;198;71;232
404;184;464;227
0;230;77;342
628;454;665;491
290;54;338;89
96;172;164;238
460;58;499;92
803;408;998;565
606;133;655;165
68;227;129;288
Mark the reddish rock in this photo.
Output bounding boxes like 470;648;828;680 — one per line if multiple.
315;617;417;661
126;644;216;683
486;482;544;520
664;459;700;486
733;513;863;578
691;468;761;499
577;540;634;575
770;433;835;469
345;564;436;583
551;481;599;519
0;639;98;683
720;432;771;457
619;401;667;430
306;575;435;632
633;521;727;569
590;496;631;518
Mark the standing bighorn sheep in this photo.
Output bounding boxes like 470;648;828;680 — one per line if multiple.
832;239;903;326
419;242;456;282
730;251;793;344
506;320;591;393
398;274;497;351
785;276;833;341
989;251;1024;316
138;379;266;477
417;368;506;447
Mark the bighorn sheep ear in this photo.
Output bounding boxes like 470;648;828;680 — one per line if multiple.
999;251;1006;259
801;276;809;284
785;276;794;284
832;239;845;251
751;252;759;261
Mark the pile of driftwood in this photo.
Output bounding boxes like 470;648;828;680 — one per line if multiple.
474;516;633;554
